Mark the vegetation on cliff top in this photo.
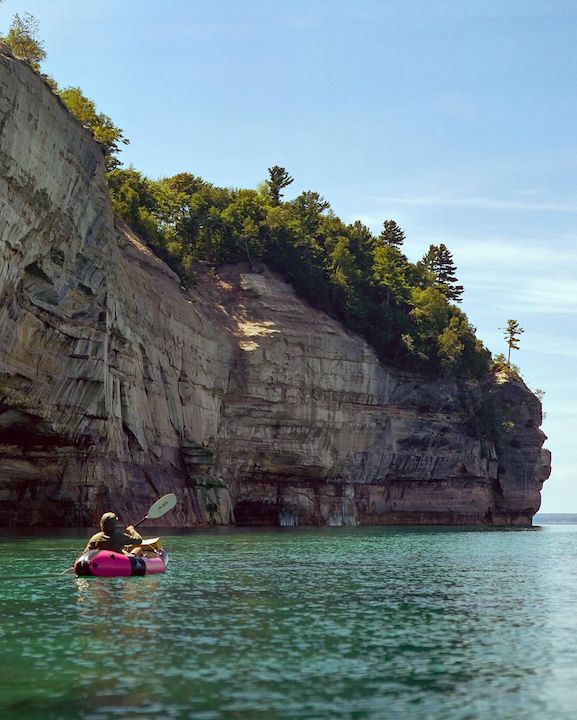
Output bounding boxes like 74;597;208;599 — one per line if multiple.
106;167;490;377
2;12;492;378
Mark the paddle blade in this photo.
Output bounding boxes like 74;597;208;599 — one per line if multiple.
146;493;177;520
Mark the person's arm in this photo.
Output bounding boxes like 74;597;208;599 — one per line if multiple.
121;526;143;546
83;534;98;553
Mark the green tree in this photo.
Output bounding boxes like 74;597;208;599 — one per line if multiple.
58;87;129;170
372;244;411;306
266;166;294;206
156;173;205;252
437;311;488;375
290;191;330;239
345;221;375;280
106;167;161;240
421;243;464;303
153;174;232;265
330;237;360;304
221;190;268;265
503;319;524;364
409;287;450;345
437;316;465;368
160;172;205;197
378;220;405;249
3;12;46;71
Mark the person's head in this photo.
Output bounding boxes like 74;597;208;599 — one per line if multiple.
99;512;118;534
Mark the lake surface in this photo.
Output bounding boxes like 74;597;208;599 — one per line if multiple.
2;523;577;719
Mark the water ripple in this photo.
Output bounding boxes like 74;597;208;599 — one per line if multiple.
0;526;576;719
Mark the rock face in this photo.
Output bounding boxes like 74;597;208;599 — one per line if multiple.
0;49;550;527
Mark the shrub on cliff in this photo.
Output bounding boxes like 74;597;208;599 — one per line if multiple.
1;14;129;171
58;87;129;171
2;12;45;71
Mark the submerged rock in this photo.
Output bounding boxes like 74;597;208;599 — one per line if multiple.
0;49;550;527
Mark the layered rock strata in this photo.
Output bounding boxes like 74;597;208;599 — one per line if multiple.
0;48;550;526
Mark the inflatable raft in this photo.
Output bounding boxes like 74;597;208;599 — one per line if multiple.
74;539;168;577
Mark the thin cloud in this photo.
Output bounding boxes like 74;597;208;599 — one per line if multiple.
464;275;577;316
455;240;577;267
509;282;577;315
522;333;577;358
452;241;577;315
372;195;577;212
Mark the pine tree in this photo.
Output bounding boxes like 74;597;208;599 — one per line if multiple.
503;319;524;364
421;243;464;303
378;220;405;248
266;166;294;206
291;191;330;239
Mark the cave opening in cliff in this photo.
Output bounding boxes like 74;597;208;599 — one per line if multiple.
234;500;280;526
0;408;67;450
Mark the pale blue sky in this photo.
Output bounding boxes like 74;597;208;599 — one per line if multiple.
2;0;575;511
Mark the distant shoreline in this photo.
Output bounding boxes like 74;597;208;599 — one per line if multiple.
534;514;577;524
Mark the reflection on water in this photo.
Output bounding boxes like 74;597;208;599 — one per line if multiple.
0;525;576;719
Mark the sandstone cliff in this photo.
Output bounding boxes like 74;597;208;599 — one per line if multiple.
0;49;550;527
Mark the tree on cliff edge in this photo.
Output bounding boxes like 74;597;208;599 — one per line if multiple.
503;319;524;365
267;166;294;206
420;243;464;303
58;87;129;170
3;12;46;71
378;220;405;249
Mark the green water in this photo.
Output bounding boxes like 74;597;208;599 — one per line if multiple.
1;525;577;719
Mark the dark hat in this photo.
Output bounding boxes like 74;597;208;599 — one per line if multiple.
100;512;118;533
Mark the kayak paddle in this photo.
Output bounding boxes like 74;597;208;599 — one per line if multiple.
133;493;177;528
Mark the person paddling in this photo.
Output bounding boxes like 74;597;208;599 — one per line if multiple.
84;512;144;555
